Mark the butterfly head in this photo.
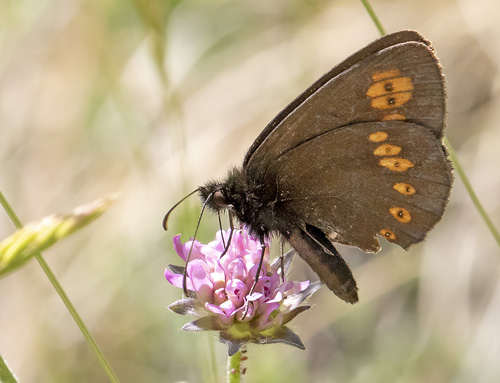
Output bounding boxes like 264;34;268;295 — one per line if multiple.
199;167;280;239
199;167;255;222
199;182;230;211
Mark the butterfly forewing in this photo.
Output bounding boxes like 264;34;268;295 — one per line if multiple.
243;30;433;167
357;43;445;138
244;40;445;184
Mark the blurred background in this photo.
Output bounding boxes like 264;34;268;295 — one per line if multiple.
1;0;499;382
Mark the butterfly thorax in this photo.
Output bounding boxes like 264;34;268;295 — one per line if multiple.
199;167;278;238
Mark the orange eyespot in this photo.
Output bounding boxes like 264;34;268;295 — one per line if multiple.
390;207;412;223
366;77;413;99
373;144;402;156
393;183;415;195
379;158;414;172
370;92;412;110
369;131;388;142
380;228;396;241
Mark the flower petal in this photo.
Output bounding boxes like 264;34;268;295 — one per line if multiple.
165;268;194;290
226;278;248;307
251;302;281;330
187;259;214;304
213;287;227;306
173;234;187;262
227;258;248;281
286;280;311;296
205;303;225;316
166;228;318;355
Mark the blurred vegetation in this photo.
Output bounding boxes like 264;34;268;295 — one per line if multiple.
0;196;114;277
1;0;500;382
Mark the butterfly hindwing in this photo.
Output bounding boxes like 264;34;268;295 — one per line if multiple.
274;121;451;253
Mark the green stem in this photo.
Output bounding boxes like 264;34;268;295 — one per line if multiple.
0;354;18;383
207;335;219;383
445;137;500;248
226;347;246;383
360;0;386;36
0;190;23;230
0;191;121;383
36;256;120;382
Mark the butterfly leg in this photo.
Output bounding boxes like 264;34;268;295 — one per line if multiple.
219;211;235;258
279;240;285;283
241;237;266;319
287;225;359;304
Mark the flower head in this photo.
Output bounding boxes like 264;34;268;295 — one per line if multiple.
166;228;320;355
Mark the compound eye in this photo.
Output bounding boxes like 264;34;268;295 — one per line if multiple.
212;190;228;207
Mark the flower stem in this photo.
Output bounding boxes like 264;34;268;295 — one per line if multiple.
0;191;121;383
226;346;246;383
207;335;219;383
36;255;121;382
360;0;386;36
0;191;23;229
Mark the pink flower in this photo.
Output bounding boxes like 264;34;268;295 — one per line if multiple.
166;228;320;355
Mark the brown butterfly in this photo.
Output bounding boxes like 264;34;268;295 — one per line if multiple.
173;30;452;303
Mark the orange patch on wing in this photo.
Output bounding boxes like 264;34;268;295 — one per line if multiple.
390;207;412;223
380;228;396;241
379;158;414;172
373;144;401;156
368;131;388;142
382;113;406;121
366;77;413;98
372;69;401;82
393;183;416;195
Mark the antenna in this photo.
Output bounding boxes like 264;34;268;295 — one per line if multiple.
162;188;199;230
181;190;215;296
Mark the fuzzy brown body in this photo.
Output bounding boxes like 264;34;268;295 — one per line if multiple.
200;168;284;238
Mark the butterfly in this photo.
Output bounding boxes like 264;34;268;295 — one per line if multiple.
172;30;452;304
